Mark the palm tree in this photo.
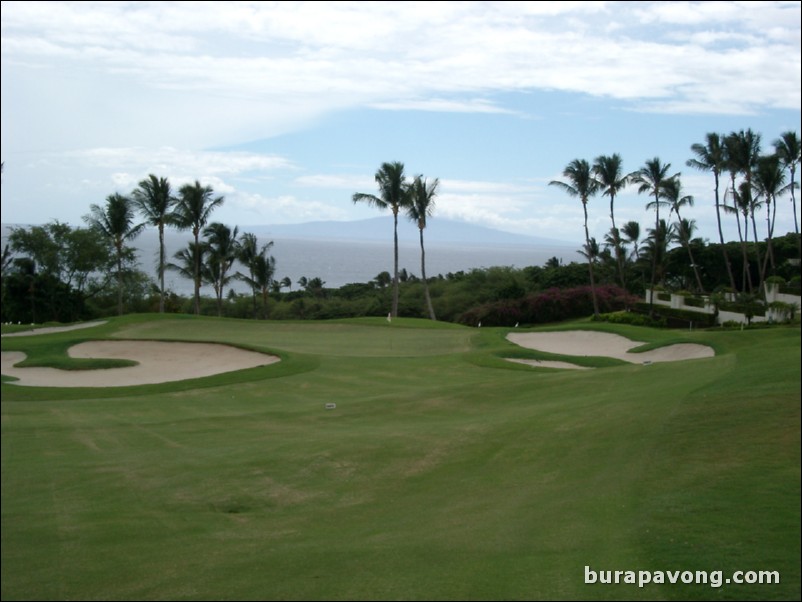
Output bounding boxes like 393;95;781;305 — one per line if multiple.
238;232;275;318
593;153;628;287
353;161;410;318
687;133;737;291
238;243;276;318
621;220;641;262
549;159;600;316
203;222;240;317
631;158;676;311
167;242;207;302
773;131;801;258
723;183;755;293
672;217;703;290
173;181;224;315
407;175;439;320
83;193;144;315
131;174;176;313
660;177;704;292
621;220;645;289
643;219;674;288
753;155;790;277
726;129;764;289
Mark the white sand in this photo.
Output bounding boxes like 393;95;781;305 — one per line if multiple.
505;358;591;370
506;331;714;366
1;340;279;387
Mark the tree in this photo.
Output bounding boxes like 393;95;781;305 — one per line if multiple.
643;219;673;288
237;237;276;318
167;242;207;307
661;177;704;292
631;158;676;311
6;222;111;322
83;193;144;315
593;153;628;288
174;181;224;315
726;129;764;290
132;174;177;313
549;159;600;316
753;154;788;277
723;182;755;293
407;175;439;320
238;232;274;318
773;131;801;258
203;222;240;317
687;133;737;291
353;161;410;317
621;220;645;289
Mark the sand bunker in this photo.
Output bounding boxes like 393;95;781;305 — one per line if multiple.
506;331;714;367
505;358;591;370
1;340;279;387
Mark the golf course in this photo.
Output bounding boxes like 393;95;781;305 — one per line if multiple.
1;314;800;600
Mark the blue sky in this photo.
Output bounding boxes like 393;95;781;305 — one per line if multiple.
1;1;800;245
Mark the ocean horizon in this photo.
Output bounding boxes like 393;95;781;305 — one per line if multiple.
2;224;578;296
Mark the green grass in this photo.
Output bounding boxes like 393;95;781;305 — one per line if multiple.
2;314;800;600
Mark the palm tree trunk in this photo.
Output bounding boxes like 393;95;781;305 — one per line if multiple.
158;223;166;313
419;227;436;320
649;192;660;315
609;199;626;290
116;247;124;316
583;202;600;316
193;229;201;315
714;175;738;291
738;212;753;294
392;208;400;318
750;211;765;292
677;210;704;293
762;198;776;277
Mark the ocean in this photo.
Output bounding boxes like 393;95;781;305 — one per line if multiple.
143;232;576;295
2;225;577;296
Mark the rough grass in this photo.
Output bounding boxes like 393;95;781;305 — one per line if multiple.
2;314;799;600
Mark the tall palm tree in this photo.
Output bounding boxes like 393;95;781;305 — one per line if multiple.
773;131;801;258
238;245;276;318
723;183;755;293
593;153;628;287
621;220;645;289
687;133;737;291
660;177;704;292
643;219;673;288
753;155;789;277
353;161;410;318
84;193;144;315
167;242;207;301
131;174;176;313
631;158;676;311
549;159;600;316
203;222;240;317
726;129;764;290
173;181;224;315
407;175;439;320
238;232;274;318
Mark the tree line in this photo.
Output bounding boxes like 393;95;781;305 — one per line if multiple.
549;129;800;316
1;128;799;325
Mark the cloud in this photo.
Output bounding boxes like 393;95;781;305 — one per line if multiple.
69;147;294;178
3;0;799;125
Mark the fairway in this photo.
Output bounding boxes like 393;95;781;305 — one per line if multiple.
2;315;800;600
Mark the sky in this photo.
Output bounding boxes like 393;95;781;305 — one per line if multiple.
1;0;801;247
